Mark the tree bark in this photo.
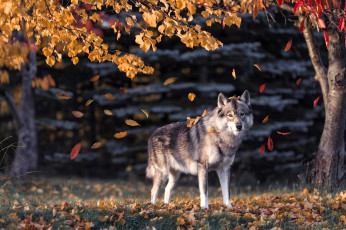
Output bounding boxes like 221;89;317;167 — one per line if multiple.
9;51;38;177
311;29;346;189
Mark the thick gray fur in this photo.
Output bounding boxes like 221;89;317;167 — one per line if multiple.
146;90;253;208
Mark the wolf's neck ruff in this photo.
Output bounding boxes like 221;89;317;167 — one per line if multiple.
146;90;253;209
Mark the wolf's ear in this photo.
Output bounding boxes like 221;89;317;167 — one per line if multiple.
218;93;228;108
240;90;250;106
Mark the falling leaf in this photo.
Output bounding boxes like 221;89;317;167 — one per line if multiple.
125;119;140;126
259;84;265;93
201;109;209;117
90;75;100;82
313;96;321;107
277;0;284;6
232;69;236;79
104;93;116;100
208;129;215;133
85;99;94;106
120;87;128;94
296;78;302;85
46;74;56;87
222;18;225;29
104;109;112;115
163;77;177;85
259;145;265;156
267;136;273;151
188;93;196;102
186;117;195;128
262;115;269;124
284;39;292;51
114;131;127;138
70;143;81;160
56;93;72;100
72;111;84;118
277;131;294;135
254;64;262;71
141;109;149;118
337;17;345;32
323;31;329;48
91;142;102;149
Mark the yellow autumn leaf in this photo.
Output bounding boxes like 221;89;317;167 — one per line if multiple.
176;217;185;226
56;93;71;100
232;69;236;79
254;64;262;71
201;109;208;117
141;109;149;118
114;131;127;138
85;99;94;106
125;119;140;126
163;77;177;85
188;93;196;102
91;142;102;149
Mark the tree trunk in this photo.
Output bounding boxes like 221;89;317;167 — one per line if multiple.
9;51;38;177
312;29;346;189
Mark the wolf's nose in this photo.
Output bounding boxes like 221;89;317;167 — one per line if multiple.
236;124;242;131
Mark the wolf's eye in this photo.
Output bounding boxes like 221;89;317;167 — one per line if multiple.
240;112;245;116
227;113;233;118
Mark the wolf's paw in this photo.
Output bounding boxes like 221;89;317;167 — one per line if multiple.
224;202;232;208
200;203;209;209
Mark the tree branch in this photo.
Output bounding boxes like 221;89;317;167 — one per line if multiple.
300;16;329;107
0;86;24;131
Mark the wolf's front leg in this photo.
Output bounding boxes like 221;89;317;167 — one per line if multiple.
216;167;232;208
198;164;209;209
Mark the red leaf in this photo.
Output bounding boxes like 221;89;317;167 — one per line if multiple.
277;0;284;6
222;18;225;29
318;19;326;29
323;31;329;48
338;17;345;32
296;78;302;85
267;136;273;151
313;96;321;107
259;145;265;156
277;131;294;135
284;39;292;51
259;84;265;93
299;17;306;32
70;143;81;160
293;1;302;14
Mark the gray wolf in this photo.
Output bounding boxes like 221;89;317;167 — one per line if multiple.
146;91;253;209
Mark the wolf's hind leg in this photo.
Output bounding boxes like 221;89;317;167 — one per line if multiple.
164;169;180;204
151;171;164;204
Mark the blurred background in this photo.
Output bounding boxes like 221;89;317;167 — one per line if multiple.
0;9;328;188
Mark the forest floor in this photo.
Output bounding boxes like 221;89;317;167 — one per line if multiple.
0;176;345;230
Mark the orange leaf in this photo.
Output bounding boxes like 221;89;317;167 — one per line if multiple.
104;109;112;115
91;142;102;149
104;93;116;100
259;84;265;93
277;131;294;135
259;145;265;156
141;109;149;118
125;119;140;126
254;64;262;71
267;136;273;151
188;93;196;102
232;69;236;79
90;75;100;82
56;93;71;100
296;78;302;85
318;19;326;29
284;39;292;51
72;111;84;118
47;74;56;87
163;77;177;85
201;109;209;117
313;96;321;107
70;143;81;160
114;131;127;138
262;115;269;124
208;129;215;133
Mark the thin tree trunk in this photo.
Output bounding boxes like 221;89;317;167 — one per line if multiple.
9;51;38;177
312;30;346;189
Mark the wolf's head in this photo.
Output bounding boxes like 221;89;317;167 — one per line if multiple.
215;90;253;136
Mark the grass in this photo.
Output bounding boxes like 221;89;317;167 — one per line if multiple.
0;176;345;229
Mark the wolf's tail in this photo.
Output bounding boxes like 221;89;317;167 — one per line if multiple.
146;137;156;179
